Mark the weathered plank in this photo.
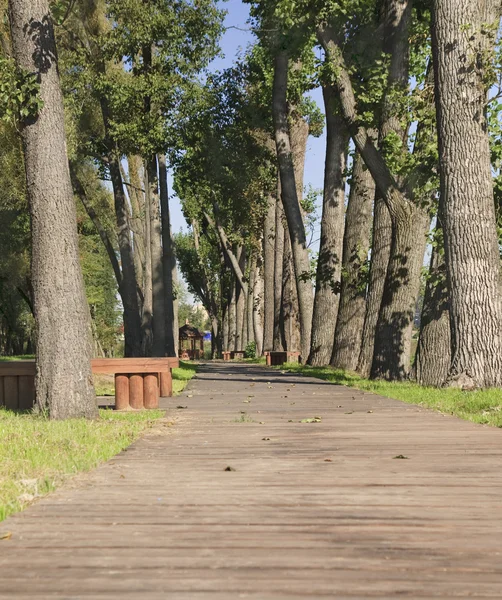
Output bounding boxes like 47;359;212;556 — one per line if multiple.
0;362;501;598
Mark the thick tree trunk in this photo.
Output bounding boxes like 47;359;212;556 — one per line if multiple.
9;0;96;418
432;0;502;388
141;165;153;356
273;189;285;351
272;51;313;361
357;197;392;377
148;156;166;357
235;248;245;352
247;257;256;350
228;279;237;352
253;259;264;356
308;85;348;366
158;155;178;356
281;228;301;352
371;208;429;379
128;155;145;301
332;151;374;371
415;237;450;387
262;193;276;352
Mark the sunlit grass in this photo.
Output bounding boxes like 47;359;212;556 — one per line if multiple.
278;363;502;428
0;409;164;522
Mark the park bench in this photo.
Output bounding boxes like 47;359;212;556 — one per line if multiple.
0;357;179;411
222;351;245;361
264;351;301;366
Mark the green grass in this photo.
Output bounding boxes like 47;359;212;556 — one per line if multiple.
0;355;35;361
277;363;502;428
0;409;164;522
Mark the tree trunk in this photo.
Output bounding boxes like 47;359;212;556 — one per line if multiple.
253;259;264;356
148;156;166;356
247;257;256;350
281;228;301;352
308;85;348;366
431;0;502;388
357;197;392;377
158;155;178;356
273;190;285;351
235;248;245;352
371;208;429;379
272;51;313;361
9;0;96;418
332;151;374;371
128;155;145;302
228;279;237;352
262;193;276;352
141;165;153;356
415;236;450;387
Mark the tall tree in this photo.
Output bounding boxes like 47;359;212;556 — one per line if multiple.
308;84;348;366
8;0;96;418
431;0;502;388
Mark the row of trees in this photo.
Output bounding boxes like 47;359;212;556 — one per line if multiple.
1;0;501;417
174;0;501;390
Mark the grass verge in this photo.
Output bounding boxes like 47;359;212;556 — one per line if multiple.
0;409;164;522
277;363;502;428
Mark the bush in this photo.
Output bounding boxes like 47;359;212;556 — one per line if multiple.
244;341;256;358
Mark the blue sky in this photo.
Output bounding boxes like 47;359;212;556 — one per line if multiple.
168;0;327;238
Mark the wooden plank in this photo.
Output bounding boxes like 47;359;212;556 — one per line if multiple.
18;375;35;410
1;362;502;598
0;361;35;376
91;358;179;374
3;375;19;409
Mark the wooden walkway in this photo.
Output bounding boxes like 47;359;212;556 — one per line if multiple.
1;362;502;598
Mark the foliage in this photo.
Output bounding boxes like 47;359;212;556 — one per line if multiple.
244;341;257;358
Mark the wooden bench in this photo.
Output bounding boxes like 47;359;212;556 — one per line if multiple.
0;357;179;411
222;351;245;361
264;351;301;366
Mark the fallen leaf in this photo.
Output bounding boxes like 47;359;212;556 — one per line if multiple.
324;459;332;462
301;416;322;423
0;532;12;540
344;411;353;414
120;474;125;479
187;394;193;398
259;421;265;424
393;455;409;460
367;410;373;413
243;400;250;403
224;466;236;471
288;419;294;422
176;405;187;409
262;437;271;441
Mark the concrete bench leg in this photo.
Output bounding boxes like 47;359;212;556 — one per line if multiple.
144;374;159;409
129;374;144;409
115;374;130;410
159;370;172;397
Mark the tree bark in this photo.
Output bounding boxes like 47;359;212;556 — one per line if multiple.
127;155;145;301
9;0;96;418
281;227;301;352
235;247;245;351
253;258;264;356
332;151;375;371
273;196;285;351
357;197;392;377
308;84;348;366
148;156;166;356
272;51;313;361
415;236;450;387
141;164;153;356
159;155;178;356
262;193;276;352
431;0;502;388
